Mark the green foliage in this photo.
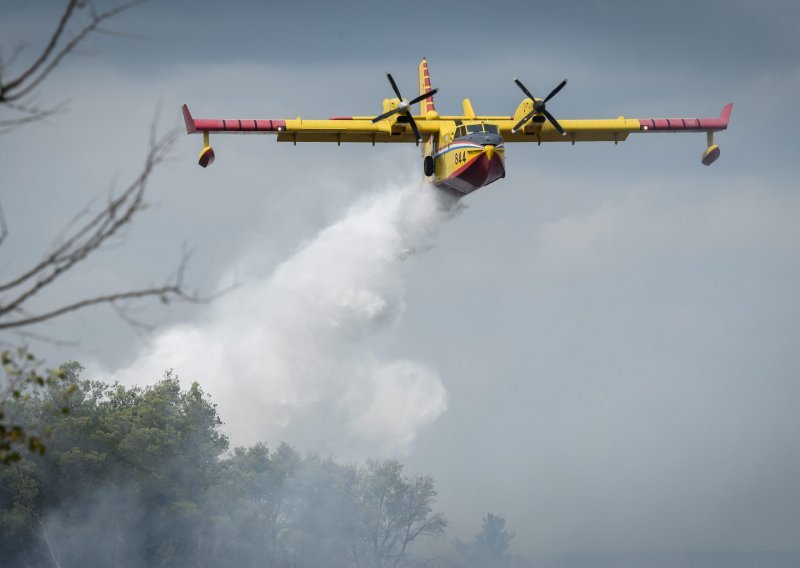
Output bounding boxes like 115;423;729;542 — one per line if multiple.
0;349;75;464
0;369;448;568
0;368;229;567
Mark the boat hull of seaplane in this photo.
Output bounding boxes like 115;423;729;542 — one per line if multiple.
432;140;506;195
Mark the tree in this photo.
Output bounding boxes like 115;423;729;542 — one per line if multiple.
1;370;453;567
455;513;515;568
0;369;229;567
203;442;303;567
351;460;448;568
1;1;207;462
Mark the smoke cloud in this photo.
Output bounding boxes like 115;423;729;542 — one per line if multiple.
114;180;462;458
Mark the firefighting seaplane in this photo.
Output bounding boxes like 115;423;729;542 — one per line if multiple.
181;58;732;195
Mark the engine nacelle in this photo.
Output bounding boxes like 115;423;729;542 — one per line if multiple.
513;98;534;124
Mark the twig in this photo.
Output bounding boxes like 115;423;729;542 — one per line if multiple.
0;129;176;301
0;100;67;133
0;263;206;330
12;330;79;348
0;1;144;104
0;200;7;249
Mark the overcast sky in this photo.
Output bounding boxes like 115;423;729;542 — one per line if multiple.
2;0;799;557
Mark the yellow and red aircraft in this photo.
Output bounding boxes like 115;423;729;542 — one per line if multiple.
182;58;732;195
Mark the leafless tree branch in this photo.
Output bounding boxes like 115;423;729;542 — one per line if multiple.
0;1;79;95
0;128;174;295
1;0;142;102
0;2;230;344
0;201;7;249
0;276;203;330
109;300;158;334
92;26;150;40
0;41;31;77
0;101;68;133
0;0;143;127
11;330;79;348
0;125;215;332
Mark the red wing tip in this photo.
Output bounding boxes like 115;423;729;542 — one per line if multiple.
181;104;197;134
720;102;733;122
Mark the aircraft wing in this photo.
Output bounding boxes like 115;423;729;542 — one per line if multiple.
494;103;733;143
182;104;430;144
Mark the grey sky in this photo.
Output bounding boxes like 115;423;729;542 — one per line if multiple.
2;0;799;558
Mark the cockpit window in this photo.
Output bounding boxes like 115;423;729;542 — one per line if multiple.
462;123;499;135
454;125;467;138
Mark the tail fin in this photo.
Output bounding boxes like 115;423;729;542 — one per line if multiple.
418;58;436;115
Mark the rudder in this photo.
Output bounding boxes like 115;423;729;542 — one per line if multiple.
418;58;436;115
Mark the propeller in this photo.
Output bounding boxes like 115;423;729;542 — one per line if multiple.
372;73;437;143
511;78;568;135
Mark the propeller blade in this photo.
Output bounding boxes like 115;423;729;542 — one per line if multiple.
513;78;536;101
542;109;566;135
407;114;422;142
511;110;535;133
543;79;568;103
386;73;403;99
372;107;401;123
408;88;438;107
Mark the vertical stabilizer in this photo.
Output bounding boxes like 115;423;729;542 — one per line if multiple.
418;58;436;115
418;58;437;172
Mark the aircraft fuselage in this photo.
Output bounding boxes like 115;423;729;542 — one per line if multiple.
427;123;505;195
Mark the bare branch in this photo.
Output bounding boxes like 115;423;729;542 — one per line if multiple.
11;330;79;348
0;126;189;331
0;1;144;105
0;200;7;249
0;0;144;135
0;41;30;78
92;27;150;40
0;101;67;133
0;282;203;330
0;247;228;331
0;0;81;96
0;129;176;307
109;300;157;334
0;115;232;335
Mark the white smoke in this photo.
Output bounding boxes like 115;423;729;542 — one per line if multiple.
114;180;462;458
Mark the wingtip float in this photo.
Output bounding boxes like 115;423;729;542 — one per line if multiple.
181;60;733;193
